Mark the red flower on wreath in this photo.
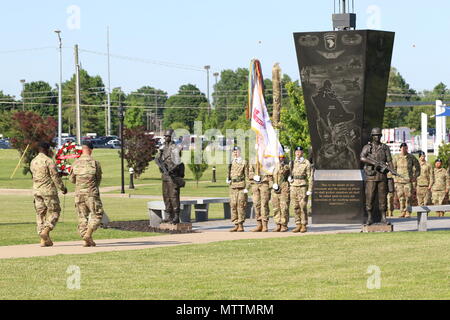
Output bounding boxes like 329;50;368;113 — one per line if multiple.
55;142;82;176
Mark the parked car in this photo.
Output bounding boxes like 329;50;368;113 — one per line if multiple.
107;139;121;149
0;139;11;149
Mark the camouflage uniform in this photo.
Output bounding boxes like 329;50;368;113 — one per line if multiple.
416;160;434;206
271;159;290;228
30;152;66;235
249;164;271;223
392;153;420;217
290;157;312;226
432;168;449;217
69;154;104;237
229;157;249;226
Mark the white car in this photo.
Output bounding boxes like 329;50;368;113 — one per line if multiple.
107;139;121;149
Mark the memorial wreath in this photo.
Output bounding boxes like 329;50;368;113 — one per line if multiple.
55;141;82;175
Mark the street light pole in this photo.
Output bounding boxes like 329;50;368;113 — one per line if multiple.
118;89;125;194
54;30;63;148
20;79;25;111
213;72;219;110
204;65;211;114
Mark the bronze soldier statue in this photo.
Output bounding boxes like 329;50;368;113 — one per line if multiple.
360;128;394;225
156;129;185;224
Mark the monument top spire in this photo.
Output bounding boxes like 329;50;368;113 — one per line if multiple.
333;0;356;31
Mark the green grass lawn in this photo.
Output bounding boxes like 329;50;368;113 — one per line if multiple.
0;149;231;191
0;195;162;246
0;231;449;300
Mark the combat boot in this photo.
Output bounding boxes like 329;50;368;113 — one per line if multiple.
300;224;307;233
39;227;53;247
280;225;289;232
261;221;268;232
272;224;281;232
251;220;263;232
292;224;301;233
82;227;96;247
237;223;244;232
172;212;180;225
405;212;411;218
399;212;406;218
229;224;239;232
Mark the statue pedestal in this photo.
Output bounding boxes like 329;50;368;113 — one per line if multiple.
362;223;393;233
312;170;365;224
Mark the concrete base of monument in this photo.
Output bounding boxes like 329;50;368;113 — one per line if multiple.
149;223;195;234
362;223;394;233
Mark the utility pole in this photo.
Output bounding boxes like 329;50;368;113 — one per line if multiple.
55;30;63;148
204;65;211;114
74;44;82;145
118;88;125;194
213;72;219;110
20;79;26;111
106;26;112;136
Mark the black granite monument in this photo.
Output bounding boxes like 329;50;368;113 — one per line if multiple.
293;1;394;224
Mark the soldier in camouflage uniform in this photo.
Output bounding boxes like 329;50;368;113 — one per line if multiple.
289;146;312;233
271;153;290;232
416;151;434;206
431;159;449;217
69;141;105;247
30;142;67;247
249;162;272;232
392;143;420;218
227;146;249;232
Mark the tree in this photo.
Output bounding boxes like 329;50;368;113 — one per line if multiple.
62;69;106;135
163;84;207;131
279;82;310;156
23;81;57;117
121;126;157;178
213;68;248;124
0;91;17;137
126;86;168;129
383;67;418;128
9;111;57;175
187;150;209;187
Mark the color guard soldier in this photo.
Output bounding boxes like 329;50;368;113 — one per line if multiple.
249;161;272;232
271;153;290;232
288;146;312;233
227;146;249;232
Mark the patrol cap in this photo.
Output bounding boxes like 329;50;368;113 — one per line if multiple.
371;128;382;136
435;158;443;163
295;146;304;151
82;140;94;150
418;151;425;157
164;129;174;137
399;142;408;148
38;142;51;150
232;146;241;151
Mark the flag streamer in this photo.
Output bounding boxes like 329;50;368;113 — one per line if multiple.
249;59;284;174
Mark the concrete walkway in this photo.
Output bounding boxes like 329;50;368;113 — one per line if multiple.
0;217;448;260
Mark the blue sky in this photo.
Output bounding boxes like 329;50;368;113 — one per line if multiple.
1;0;449;97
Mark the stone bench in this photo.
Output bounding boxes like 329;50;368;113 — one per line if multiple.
148;197;254;227
407;205;450;231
